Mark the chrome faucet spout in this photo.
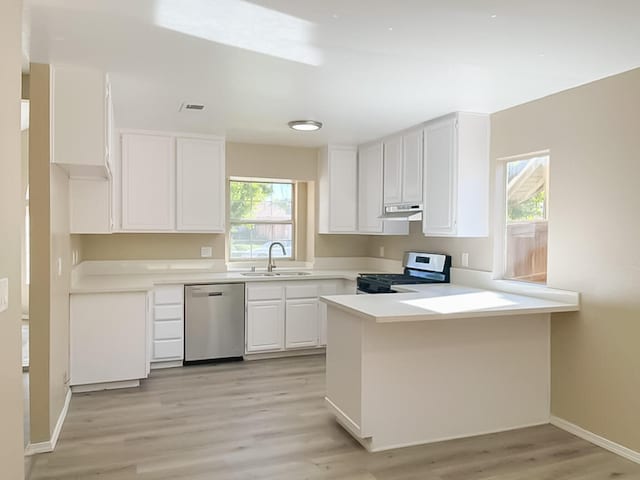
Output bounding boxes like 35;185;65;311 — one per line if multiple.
267;242;287;272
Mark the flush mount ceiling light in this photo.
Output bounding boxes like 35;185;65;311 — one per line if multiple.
288;120;323;131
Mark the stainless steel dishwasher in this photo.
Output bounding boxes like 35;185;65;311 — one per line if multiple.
184;283;245;365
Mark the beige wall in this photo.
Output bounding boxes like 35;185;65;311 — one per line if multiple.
49;165;71;432
29;63;73;444
0;0;25;477
29;63;52;443
81;233;226;261
491;68;640;452
367;222;493;271
80;142;369;261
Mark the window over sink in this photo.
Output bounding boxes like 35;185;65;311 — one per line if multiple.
229;178;294;261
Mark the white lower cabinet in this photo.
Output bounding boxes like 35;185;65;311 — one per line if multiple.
246;300;285;352
285;299;319;349
245;280;342;354
70;291;150;387
152;285;184;363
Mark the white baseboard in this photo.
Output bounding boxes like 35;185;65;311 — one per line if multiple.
550;416;640;465
25;388;72;456
72;379;140;393
243;348;325;361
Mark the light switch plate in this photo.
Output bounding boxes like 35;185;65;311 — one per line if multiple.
461;252;469;268
0;278;8;313
200;246;213;258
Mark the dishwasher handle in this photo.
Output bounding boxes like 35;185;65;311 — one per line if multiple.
188;288;225;298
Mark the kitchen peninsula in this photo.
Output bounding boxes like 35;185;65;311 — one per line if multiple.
321;282;579;452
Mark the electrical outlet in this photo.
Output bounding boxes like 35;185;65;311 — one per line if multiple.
461;252;469;268
200;246;213;258
0;278;8;313
57;257;63;277
379;246;385;257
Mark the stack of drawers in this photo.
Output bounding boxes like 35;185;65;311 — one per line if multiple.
152;286;184;363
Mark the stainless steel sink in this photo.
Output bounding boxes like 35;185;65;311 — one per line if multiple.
240;271;312;277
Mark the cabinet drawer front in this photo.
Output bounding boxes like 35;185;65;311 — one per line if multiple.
154;287;184;305
153;339;183;360
154;304;182;320
154;320;183;340
286;284;319;299
246;284;284;301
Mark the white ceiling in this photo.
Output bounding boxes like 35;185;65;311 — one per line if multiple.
25;0;640;147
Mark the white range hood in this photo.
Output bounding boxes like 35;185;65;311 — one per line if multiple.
379;203;423;221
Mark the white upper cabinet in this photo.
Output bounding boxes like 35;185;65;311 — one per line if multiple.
176;137;225;232
358;143;384;233
318;145;358;234
119;132;226;233
358;143;409;235
121;133;175;231
51;65;112;178
423;113;490;237
383;130;424;206
402;129;424;204
383;137;403;205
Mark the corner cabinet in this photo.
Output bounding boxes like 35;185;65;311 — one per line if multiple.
70;291;150;389
423;113;490;237
119;132;226;233
318;145;358;234
51;65;112;178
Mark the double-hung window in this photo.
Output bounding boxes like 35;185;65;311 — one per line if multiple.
229;179;294;260
501;154;549;283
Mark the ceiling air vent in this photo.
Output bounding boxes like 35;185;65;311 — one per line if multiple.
179;102;205;112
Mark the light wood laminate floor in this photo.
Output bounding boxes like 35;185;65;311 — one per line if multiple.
30;355;640;479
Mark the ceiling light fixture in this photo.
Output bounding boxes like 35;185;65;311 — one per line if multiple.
288;120;323;131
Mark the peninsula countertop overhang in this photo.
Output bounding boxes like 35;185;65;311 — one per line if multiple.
320;283;580;323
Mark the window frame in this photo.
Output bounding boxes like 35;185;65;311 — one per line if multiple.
493;151;550;284
228;177;296;262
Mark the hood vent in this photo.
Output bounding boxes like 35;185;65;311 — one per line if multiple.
379;203;423;221
179;103;205;112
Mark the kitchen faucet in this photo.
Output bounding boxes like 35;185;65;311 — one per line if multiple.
267;242;286;272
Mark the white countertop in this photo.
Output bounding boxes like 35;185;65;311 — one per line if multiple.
321;283;579;322
70;269;362;294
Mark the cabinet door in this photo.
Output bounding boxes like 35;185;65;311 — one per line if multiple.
423;118;457;236
121;134;175;231
383;136;403;205
70;292;148;386
285;299;319;349
176;138;225;232
358;143;384;233
246;300;284;352
52;66;106;170
402;129;424;204
329;148;358;232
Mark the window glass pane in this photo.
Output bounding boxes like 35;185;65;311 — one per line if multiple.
505;156;549;284
230;224;293;259
230;181;292;221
